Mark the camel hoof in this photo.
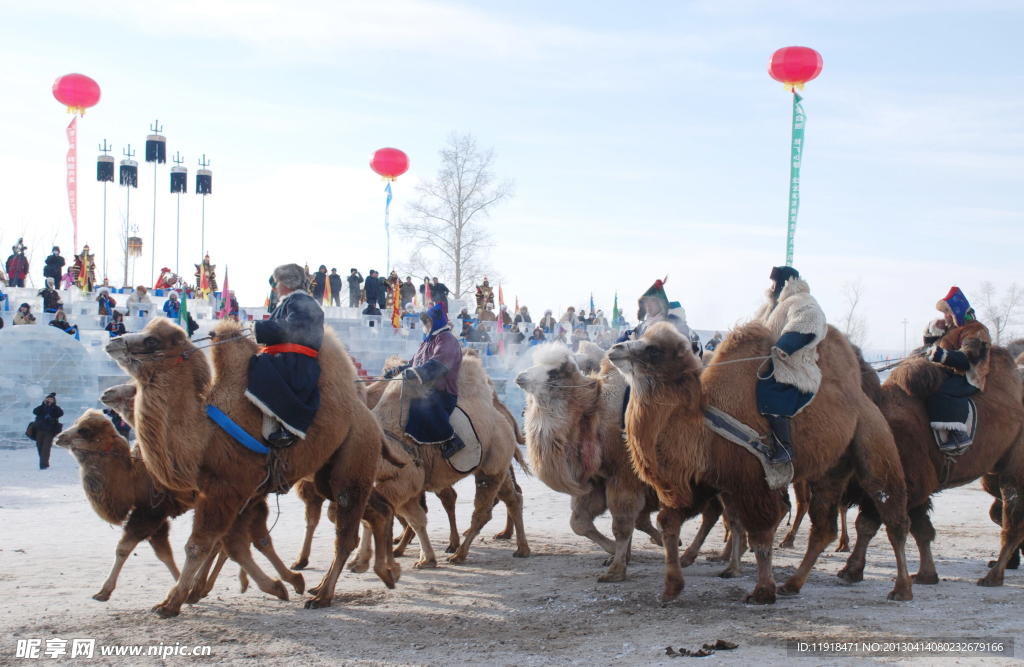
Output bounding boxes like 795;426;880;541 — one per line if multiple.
92;591;112;602
512;548;530;558
269;580;289;601
390;565;402;583
290;573;306;595
308;585;320;596
717;568;741;579
184;590;203;605
706;554;729;563
887;588;913;601
778;581;801;596
304;597;332;610
977;573;1004;588
393;547;408;558
151;603;180;619
348;561;370;574
989;557;1020;570
661;579;684;603
493;531;513;541
835;543;850;553
678;553;697;568
413;559;437;570
446;554;467;565
598;571;626;583
837;567;864;584
779;537;795;549
744;588;777;605
291;557;309;571
912;572;939;585
444;544;458;554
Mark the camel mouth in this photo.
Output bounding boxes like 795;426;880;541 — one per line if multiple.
607;343;630;367
105;337;129;362
514;372;530;390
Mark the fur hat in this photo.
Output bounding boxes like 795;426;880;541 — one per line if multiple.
272;264;308;291
937;287;973;327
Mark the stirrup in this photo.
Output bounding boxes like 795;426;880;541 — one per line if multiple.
440;435;466;460
937;429;972;454
266;429;298;449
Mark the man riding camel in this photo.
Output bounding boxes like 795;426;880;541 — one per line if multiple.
616;278;702;359
925;286;990;452
384;303;465;459
246;263;324;446
753;266;828;464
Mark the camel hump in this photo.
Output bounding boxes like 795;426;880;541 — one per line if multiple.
888;358;947;399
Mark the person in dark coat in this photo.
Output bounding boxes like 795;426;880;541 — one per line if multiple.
514;306;532;325
376;271;388;310
104;407;132;440
399;277;417;308
430;277;450;313
49;309;78;336
384;303;465;459
311;265;328;304
246;263;324;445
364;270;381;308
6;244;29;288
529;327;546;346
39;278;63;313
328;269;343;307
43;247;65;285
105;310;127;337
33;393;64;469
347;269;363;307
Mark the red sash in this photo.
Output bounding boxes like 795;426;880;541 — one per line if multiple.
261;343;318;358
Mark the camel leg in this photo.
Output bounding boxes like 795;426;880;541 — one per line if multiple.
200;551;230;598
657;506;686;603
394;523;415;557
780;479;843;596
837;503;881;584
349;523;374;573
147;520;181;582
94;533;145;602
95;510;175;602
221;502;290;602
986;497;1023;570
780;482;810;549
835;505;851;552
183;548;222;604
569;487;616;555
597;478;643;582
292;480;325;570
745;544;776;605
400;499;437;569
635;511;663;547
361;490;399;588
429;488;459;553
680;497;720;567
449;472;504;564
251;525;306;595
495;473;530;558
905;505;939;584
979;478;1024;587
717;512;746;579
494;467;521;540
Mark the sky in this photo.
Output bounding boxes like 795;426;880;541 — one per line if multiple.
0;1;1022;351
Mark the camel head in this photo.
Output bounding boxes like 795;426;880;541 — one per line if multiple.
106;318;196;377
100;382;137;423
515;343;584;402
574;340;606;376
608;322;701;401
55;409;131;461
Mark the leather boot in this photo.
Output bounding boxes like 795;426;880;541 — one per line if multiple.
441;433;466;459
766;415;794;464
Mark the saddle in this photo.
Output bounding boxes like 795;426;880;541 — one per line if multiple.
447;407;483;474
932;397;977;457
703;406;794;490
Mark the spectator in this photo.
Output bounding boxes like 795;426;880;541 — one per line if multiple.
5;242;29;288
499;305;513;330
479;304;497;322
559;306;579;329
347;268;363;307
14;303;37;325
32;393;64;469
104;407;132;441
555;327;569;346
364;270;381;308
105;311;127;338
430;277;450;313
514;306;532;325
529;327;546;347
706;331;723;351
39;278;63;313
126;285;153;316
376;271;388;310
593;310;609;327
49;309;78;336
163;291;181;319
571;326;590;352
475;321;491;344
311;265;328;304
328;269;343;307
457;306;473;322
509;326;525;345
96;288;117;317
538;309;556;333
43;246;65;285
402;303;420;329
399;276;417;308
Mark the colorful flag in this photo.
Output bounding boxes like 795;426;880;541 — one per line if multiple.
323;272;332;305
178;292;189;334
391;286;401;328
424;280;432;306
264;293;270;308
385;183;393;274
199;268;211;299
498;284;505;332
590;294;594;313
219;265;230;319
612;292;619;327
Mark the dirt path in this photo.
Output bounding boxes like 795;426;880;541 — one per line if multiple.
2;447;1021;666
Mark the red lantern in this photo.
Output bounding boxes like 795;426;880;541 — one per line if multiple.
52;73;102;115
767;47;823;92
369;147;409;181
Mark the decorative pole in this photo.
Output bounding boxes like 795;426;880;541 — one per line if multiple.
97;139;114;282
145;120;166;287
170;152;187;277
196;154;212;257
119;145;138;288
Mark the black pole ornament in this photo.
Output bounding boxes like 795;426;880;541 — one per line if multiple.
145;123;167;164
170;167;188;193
98;139;114;284
197;154;211;257
171;152;186;277
119;147;138;188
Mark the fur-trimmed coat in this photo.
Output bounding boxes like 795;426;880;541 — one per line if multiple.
752;278;828;394
937;320;991;391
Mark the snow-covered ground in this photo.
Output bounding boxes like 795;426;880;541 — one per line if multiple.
2;446;1022;666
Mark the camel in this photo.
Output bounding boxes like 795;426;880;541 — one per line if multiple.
574;340;606;375
609;322;913;604
106;318;393;617
516;344;662;581
839;346;1024;588
347;348;530;571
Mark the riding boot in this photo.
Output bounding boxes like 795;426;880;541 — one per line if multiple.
766;415;794;464
440;433;466;460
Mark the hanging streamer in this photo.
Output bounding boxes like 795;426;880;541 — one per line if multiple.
384;182;393;275
785;92;805;267
66;117;78;253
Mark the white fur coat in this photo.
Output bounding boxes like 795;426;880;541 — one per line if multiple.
752;278;828;394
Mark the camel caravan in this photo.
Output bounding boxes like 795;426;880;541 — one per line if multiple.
56;262;1024;618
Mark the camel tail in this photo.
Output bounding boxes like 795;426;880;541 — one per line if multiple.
512;445;532;476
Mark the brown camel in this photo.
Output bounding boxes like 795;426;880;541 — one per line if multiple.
981;474;1024;569
839;346;1024;588
609;322;913;604
349;348;529;571
107;318;392;617
516;344;662;581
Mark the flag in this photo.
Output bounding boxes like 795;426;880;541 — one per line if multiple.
498;284;504;332
178;292;189;334
514;296;519;330
219;266;230;319
264;293;270;308
590;294;594;313
385;183;393;274
391;285;401;328
612;292;619;327
424;280;432;306
199;268;211;299
323;272;332;306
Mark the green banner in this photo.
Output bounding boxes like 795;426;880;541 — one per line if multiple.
785;92;805;266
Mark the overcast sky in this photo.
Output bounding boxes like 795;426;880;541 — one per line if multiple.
1;1;1021;350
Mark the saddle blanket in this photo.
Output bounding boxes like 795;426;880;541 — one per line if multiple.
448;407;483;474
703;406;794;490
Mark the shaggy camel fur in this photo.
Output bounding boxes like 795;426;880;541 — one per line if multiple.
574;341;606;376
840;347;1024;588
350;348;529;571
93;383;303;602
107;318;392;617
516;344;662;581
609;322;913;604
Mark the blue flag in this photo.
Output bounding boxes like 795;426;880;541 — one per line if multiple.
385;182;393;274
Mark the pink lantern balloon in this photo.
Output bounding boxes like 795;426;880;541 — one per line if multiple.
369;148;409;181
767;47;823;92
52;73;102;115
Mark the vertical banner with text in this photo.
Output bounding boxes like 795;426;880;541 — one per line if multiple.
66;116;78;253
785;93;805;267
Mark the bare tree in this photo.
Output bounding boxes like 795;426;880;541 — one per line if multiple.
396;132;515;299
974;281;1024;345
836;278;869;348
